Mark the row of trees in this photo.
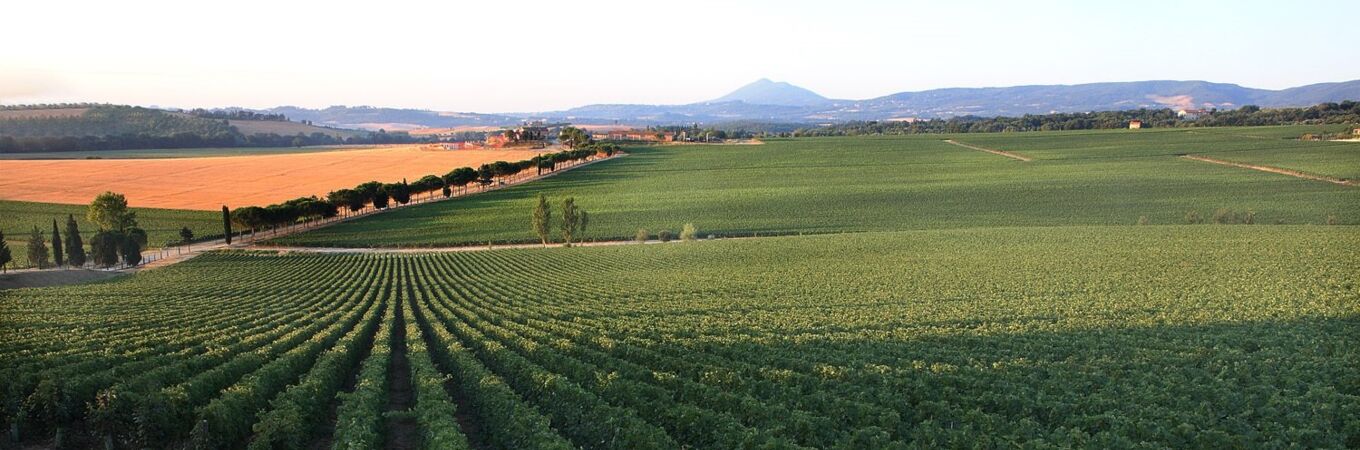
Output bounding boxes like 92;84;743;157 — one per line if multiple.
227;146;618;237
187;109;288;122
793;101;1360;136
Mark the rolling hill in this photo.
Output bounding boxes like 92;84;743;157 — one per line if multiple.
550;79;1360;124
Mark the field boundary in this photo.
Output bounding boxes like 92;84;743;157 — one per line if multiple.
943;139;1033;161
1180;154;1357;187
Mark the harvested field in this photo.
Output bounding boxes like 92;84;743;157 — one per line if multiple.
0;145;542;210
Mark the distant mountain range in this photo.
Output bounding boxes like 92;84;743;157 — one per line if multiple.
260;79;1360;130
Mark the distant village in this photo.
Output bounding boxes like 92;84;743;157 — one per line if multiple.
429;123;705;150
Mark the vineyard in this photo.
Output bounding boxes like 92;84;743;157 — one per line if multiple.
272;126;1360;248
3;226;1356;448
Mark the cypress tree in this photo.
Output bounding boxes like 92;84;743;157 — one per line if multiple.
26;226;50;269
51;219;64;267
0;230;11;273
222;205;232;245
65;215;86;267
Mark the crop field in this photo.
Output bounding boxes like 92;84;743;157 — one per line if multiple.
0;145;543;210
1;226;1356;448
0;200;220;269
955;125;1360;179
273;127;1360;247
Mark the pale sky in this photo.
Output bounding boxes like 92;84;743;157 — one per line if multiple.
2;0;1357;113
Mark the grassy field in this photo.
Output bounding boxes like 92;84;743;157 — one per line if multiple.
273;127;1360;247
0;145;375;160
0;200;220;269
2;226;1355;447
956;125;1360;179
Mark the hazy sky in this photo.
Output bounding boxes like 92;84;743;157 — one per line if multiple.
3;0;1357;112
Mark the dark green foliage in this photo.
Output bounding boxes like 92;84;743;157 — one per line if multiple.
383;180;411;205
25;226;49;269
0;230;11;272
443;167;479;194
120;234;141;266
64;215;86;267
89;231;120;267
50;219;63;267
328;189;365;212
179;227;194;243
222;206;232;245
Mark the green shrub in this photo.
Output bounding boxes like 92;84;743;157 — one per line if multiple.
1137;216;1149;225
680;223;698;241
1242;210;1255;225
1185;210;1203;224
635;229;649;243
658;230;672;242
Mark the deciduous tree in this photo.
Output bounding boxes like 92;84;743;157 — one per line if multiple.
560;197;586;247
532;194;552;247
88;191;137;231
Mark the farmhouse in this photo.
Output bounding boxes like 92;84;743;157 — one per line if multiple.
1128;120;1142;129
591;129;675;142
1177;109;1210;120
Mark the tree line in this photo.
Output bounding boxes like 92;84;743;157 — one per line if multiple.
227;146;616;237
187;109;288;122
792;101;1360;136
0;105;421;153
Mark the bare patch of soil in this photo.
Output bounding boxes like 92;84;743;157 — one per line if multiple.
1181;155;1356;186
944;139;1033;161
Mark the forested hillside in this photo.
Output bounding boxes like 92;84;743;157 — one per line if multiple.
0;105;414;153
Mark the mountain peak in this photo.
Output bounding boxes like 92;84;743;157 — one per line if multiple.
710;79;829;107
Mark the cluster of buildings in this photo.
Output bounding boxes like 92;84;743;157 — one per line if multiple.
589;129;675;142
431;124;678;150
